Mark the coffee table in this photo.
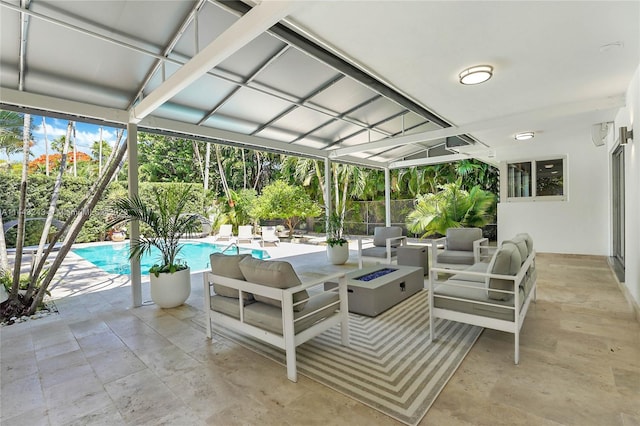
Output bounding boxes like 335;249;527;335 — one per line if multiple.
325;264;424;317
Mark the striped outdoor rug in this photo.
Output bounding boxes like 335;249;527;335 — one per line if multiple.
195;290;482;425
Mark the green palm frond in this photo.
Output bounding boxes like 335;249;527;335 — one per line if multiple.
107;186;200;271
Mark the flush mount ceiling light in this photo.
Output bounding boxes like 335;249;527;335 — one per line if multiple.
459;65;493;85
515;131;535;141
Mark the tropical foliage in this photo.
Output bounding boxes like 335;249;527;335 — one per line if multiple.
252;180;322;234
326;211;347;247
107;186;201;276
406;179;496;237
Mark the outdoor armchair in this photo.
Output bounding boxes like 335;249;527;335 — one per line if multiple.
357;226;407;268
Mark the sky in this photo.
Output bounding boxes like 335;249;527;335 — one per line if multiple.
7;115;124;162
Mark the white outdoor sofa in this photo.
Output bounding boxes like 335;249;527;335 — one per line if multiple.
429;233;536;364
204;254;350;382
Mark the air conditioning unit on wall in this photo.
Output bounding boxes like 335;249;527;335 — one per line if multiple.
591;122;613;146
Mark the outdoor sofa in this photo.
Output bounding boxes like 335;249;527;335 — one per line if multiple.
204;254;350;382
429;233;536;364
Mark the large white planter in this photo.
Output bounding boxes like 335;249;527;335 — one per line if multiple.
149;267;191;308
327;244;349;265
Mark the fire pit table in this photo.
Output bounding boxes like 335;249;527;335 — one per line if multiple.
324;264;424;317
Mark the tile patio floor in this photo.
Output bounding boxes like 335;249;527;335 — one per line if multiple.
1;241;639;425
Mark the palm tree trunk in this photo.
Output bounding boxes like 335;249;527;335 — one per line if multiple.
253;151;261;190
26;122;71;298
28;132;128;314
0;213;8;271
72;122;77;177
215;144;232;202
42;116;50;176
204;142;211;191
29;130;124;292
241;149;247;189
10;113;31;295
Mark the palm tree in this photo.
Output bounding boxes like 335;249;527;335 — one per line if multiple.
0;110;26;164
406;179;495;237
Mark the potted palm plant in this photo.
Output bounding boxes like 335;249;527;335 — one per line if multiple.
326;211;349;265
107;186;200;308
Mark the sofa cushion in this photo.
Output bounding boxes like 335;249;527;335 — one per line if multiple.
244;291;339;334
372;226;403;247
238;257;309;311
516;233;534;254
486;242;521;301
210;294;254;318
502;236;529;263
449;261;490;282
445;227;483;251
210;253;253;300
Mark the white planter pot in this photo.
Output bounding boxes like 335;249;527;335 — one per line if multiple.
327;244;349;265
149;267;191;308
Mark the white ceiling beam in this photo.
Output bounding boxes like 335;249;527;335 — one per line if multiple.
130;0;298;123
330;95;626;158
139;115;328;159
0;87;130;124
389;154;470;169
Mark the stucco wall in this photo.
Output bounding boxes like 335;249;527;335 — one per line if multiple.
615;64;639;307
497;125;610;255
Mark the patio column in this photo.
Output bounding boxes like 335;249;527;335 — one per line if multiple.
127;122;142;308
325;158;332;223
385;167;391;226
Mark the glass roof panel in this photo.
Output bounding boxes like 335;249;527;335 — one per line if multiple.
252;48;340;99
307;77;377;114
214;87;295;129
263;106;336;142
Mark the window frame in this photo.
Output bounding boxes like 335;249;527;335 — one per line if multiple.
501;156;567;202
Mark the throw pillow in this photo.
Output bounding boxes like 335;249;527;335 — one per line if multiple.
238;257;309;311
209;253;253;300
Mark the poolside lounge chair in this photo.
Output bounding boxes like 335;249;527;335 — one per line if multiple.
260;226;280;247
237;225;254;243
215;224;234;242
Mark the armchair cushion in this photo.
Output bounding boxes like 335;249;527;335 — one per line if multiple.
360;246;398;258
210;253;253;300
438;250;476;265
372;226;403;247
487;242;522;301
239;257;309;311
446;227;483;251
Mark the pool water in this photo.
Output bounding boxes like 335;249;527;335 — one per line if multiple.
72;241;269;275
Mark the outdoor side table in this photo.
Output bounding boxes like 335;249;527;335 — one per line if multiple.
397;245;429;276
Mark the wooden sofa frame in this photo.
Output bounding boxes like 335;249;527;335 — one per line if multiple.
204;271;350;382
428;248;537;364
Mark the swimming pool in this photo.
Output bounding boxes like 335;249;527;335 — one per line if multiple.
72;241;269;275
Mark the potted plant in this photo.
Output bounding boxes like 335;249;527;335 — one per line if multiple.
107;186;200;308
326;212;349;265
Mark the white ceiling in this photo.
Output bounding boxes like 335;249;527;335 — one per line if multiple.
289;1;639;160
1;0;638;168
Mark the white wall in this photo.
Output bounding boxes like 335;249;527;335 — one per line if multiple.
497;125;610;255
615;65;639;307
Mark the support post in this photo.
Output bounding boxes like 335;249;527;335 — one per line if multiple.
384;167;391;227
325;158;332;224
127;122;142;308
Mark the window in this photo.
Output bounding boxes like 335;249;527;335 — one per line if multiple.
506;157;565;200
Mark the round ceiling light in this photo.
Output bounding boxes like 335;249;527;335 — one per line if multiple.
459;65;493;85
515;131;535;141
